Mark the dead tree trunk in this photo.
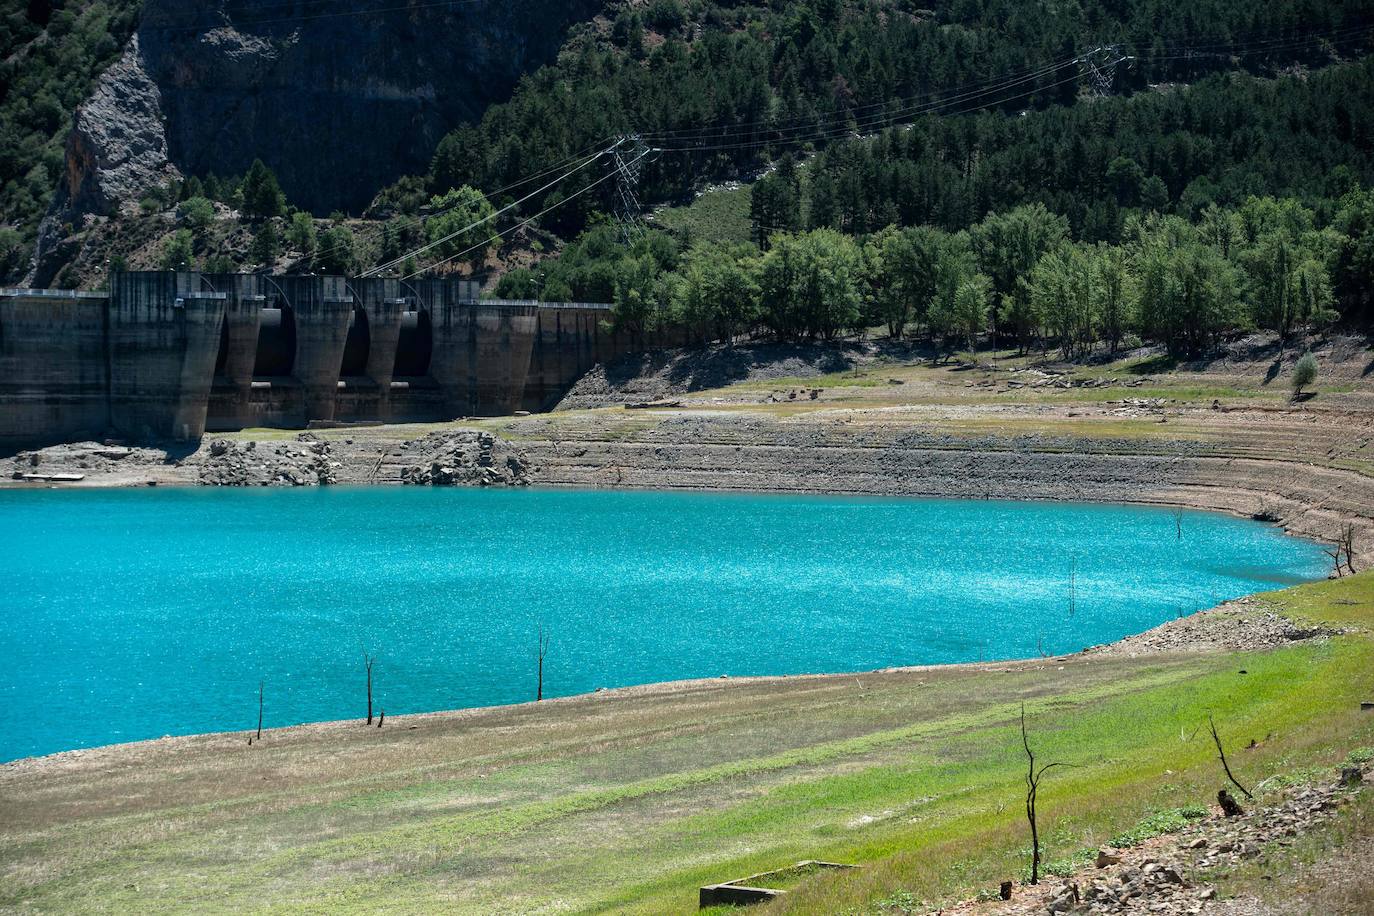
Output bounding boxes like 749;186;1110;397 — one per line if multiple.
1068;557;1077;618
1021;705;1073;885
256;679;264;741
1208;714;1253;800
536;625;550;701
362;648;376;725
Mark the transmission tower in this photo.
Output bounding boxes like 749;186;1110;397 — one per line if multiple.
611;134;652;245
1077;45;1133;97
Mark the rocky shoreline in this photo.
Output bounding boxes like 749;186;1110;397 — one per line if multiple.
933;757;1371;916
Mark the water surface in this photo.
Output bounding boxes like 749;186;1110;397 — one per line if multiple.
0;487;1328;761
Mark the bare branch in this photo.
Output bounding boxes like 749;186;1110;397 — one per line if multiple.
1208;714;1253;800
1020;704;1070;885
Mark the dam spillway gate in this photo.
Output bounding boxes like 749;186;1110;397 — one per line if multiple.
0;271;683;453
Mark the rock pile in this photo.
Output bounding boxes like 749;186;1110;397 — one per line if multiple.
398;431;533;487
195;433;339;486
930;758;1368;916
1056;770;1362;915
1084;596;1339;658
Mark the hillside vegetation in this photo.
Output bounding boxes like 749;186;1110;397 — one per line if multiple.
0;0;141;277
9;0;1374;295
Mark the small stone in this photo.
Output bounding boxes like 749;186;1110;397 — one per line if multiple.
1096;848;1122;868
1198;888;1217;900
1187;837;1208;849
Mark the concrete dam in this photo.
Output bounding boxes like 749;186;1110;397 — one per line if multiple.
0;271;679;454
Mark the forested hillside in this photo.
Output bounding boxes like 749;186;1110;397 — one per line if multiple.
5;0;1374;334
414;0;1374;219
0;0;141;277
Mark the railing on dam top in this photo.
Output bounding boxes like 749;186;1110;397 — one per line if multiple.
3;285;614;310
0;288;109;299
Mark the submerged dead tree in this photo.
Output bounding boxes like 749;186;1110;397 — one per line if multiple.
362;646;377;725
536;624;550;701
1021;705;1074;885
257;679;264;741
1068;557;1077;618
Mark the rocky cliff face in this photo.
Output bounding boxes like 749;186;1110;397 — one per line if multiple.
32;0;603;283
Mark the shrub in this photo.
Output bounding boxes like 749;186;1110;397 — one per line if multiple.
286;211;317;257
160;229;195;271
1291;351;1318;396
177;196;215;231
1110;805;1208;848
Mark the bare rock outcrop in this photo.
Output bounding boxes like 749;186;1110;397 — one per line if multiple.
29;35;179;286
398;431;533;487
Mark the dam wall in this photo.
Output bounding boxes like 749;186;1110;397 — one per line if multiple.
0;289;112;454
1;272;669;453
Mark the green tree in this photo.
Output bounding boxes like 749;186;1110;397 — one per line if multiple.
612;253;670;337
315;225;357;275
0;228;26;280
675;243;761;344
939;275;991;354
1093;244;1134;353
494;267;542;300
204;253;235;274
240;159;286;219
1105;157;1144;207
424;186;497;269
249;220;281;268
428;127;487;196
1331;188;1374;322
160;229;195;271
866;225;946;339
758;229;862;340
750;156;802;251
1135;220;1242;356
286;212;317;258
971;204;1068;350
1139;175;1170;213
1029;245;1098;359
177;196;215;232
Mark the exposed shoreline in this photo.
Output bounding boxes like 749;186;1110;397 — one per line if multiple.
3;405;1370;563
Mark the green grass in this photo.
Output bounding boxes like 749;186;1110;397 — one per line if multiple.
1108;804;1209;847
652;184;754;247
1;574;1371;914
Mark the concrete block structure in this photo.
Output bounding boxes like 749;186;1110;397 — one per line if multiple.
1;272;679;453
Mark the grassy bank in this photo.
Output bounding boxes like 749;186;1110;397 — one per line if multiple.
1;574;1370;914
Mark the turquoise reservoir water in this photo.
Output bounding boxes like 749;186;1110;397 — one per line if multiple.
0;487;1329;761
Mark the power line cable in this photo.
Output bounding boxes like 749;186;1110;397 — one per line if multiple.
365;146;612;276
400;151;650;280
